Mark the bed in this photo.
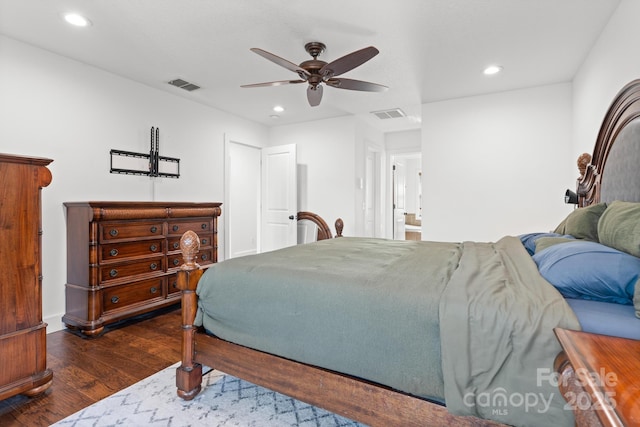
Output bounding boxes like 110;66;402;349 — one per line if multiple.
175;80;640;427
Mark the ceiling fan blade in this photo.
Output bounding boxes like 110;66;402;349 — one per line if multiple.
320;46;379;78
250;48;310;78
241;79;306;88
307;85;323;107
325;78;388;92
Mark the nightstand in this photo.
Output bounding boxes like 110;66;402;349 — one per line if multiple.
554;328;640;426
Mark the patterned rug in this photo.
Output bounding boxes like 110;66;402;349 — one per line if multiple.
51;363;367;426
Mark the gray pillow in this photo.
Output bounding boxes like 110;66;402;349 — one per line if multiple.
553;217;567;235
534;237;575;253
553;202;607;241
598;200;640;257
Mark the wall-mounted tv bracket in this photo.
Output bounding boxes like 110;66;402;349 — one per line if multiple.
110;127;180;178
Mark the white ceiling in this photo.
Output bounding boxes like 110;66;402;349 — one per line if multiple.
0;0;621;132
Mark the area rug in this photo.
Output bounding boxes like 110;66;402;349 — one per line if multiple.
51;363;367;426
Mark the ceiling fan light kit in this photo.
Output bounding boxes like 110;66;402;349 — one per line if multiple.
241;41;388;107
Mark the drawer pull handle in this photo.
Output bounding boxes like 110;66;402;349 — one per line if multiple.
150;244;158;252
109;269;118;278
173;225;179;232
150;287;158;294
172;281;177;289
201;238;207;245
201;254;208;261
110;249;119;257
201;223;207;230
173;259;180;266
150;263;158;270
173;242;179;249
109;229;119;237
111;296;119;304
150;226;158;233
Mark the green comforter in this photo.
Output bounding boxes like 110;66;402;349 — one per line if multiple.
195;236;580;427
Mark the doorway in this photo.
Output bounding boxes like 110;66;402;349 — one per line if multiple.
224;136;261;259
391;153;422;240
225;138;298;259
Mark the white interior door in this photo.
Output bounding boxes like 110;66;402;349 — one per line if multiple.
393;161;406;240
225;137;260;259
261;144;297;252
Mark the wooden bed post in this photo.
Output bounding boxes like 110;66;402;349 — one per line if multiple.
335;218;344;237
175;230;204;400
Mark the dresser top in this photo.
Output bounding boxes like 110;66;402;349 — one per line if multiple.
63;202;222;221
0;152;53;166
64;201;222;208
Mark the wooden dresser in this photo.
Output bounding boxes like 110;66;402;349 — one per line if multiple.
554;328;640;427
62;201;221;336
0;153;54;400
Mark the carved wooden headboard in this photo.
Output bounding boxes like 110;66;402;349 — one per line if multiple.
578;79;640;206
297;211;343;240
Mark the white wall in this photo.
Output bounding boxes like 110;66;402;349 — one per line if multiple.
422;83;574;242
572;0;638;157
0;35;269;332
386;129;421;153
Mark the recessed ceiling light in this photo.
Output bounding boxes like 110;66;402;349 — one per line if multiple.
483;65;503;76
273;106;285;113
63;13;92;27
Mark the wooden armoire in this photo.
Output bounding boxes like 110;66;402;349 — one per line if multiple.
0;153;54;400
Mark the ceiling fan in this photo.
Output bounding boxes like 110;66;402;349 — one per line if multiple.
241;42;388;107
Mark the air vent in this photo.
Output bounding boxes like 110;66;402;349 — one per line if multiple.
168;78;200;92
371;108;406;120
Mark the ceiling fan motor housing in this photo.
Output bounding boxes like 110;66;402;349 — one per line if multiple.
304;42;326;58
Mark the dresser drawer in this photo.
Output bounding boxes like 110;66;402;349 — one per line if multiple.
103;277;165;312
100;239;164;262
166;273;180;296
167;233;213;252
99;256;165;283
100;221;165;242
167;248;213;270
167;218;213;236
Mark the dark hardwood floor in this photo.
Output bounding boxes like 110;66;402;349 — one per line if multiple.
0;306;183;427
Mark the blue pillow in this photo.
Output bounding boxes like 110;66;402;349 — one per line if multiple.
532;240;640;305
519;232;574;255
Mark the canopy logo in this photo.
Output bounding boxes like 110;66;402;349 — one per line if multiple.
462;367;618;414
537;367;617;411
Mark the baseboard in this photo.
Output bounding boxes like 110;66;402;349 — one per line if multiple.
44;313;65;334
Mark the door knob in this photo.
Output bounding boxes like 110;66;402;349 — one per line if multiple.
289;215;295;220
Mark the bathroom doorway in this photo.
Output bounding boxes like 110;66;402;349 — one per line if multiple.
391;153;422;240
